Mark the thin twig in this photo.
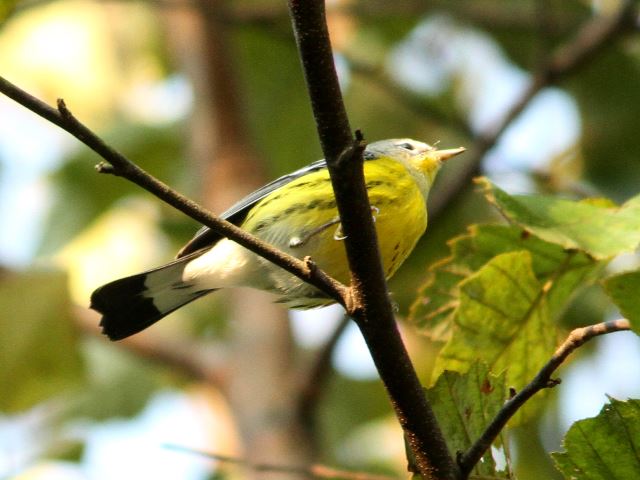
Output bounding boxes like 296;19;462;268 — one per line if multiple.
287;2;457;479
0;75;349;307
165;444;400;480
458;318;632;478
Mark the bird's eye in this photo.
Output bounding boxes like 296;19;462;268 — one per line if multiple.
399;142;414;151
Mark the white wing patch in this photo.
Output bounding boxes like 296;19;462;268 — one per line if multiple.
182;239;255;289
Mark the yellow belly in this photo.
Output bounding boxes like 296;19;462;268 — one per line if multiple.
241;157;428;306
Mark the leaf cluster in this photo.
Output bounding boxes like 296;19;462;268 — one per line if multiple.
409;179;640;478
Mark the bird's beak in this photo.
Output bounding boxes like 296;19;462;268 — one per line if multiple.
434;147;466;162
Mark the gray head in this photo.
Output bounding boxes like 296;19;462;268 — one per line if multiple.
365;138;465;181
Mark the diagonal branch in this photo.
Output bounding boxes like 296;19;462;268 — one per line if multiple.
287;2;457;479
0;11;456;477
427;0;639;217
0;74;348;306
218;0;637;223
458;318;631;478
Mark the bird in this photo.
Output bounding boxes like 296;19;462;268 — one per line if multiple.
90;138;465;340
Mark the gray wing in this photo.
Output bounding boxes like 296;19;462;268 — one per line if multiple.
176;159;328;257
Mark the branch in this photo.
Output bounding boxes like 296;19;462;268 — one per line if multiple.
165;445;400;480
486;0;637;142
0;10;454;476
0;75;348;306
287;2;457;479
217;1;637;225
428;0;639;217
458;318;632;478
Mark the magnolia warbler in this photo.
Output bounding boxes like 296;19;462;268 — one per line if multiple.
91;138;464;340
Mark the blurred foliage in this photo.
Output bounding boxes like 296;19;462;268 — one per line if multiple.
0;0;20;24
319;374;390;460
0;269;83;412
69;339;167;420
39;121;189;255
233;25;322;176
604;270;640;335
1;1;640;479
568;46;640;200
486;0;591;69
560;282;610;330
512;423;564;480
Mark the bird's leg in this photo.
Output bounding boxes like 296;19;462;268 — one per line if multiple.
333;205;379;241
289;206;380;248
289;217;341;248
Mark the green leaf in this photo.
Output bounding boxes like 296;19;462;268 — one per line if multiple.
478;178;640;259
0;270;84;412
409;224;525;341
433;251;557;423
409;224;600;341
408;254;462;342
603;270;640;335
425;364;510;478
553;398;640;479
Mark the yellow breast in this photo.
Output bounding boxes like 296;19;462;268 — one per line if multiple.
363;158;428;278
240;157;428;305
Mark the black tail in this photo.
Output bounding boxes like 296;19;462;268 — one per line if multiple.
90;253;215;341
